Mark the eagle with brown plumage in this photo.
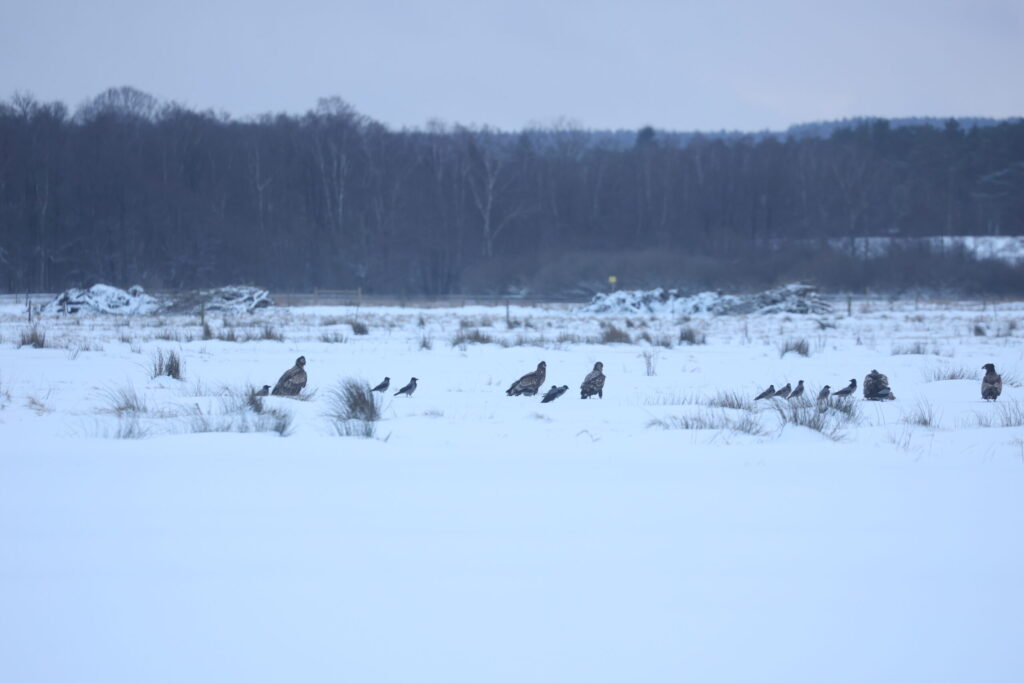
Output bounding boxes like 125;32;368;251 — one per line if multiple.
271;356;307;396
864;369;896;400
506;361;546;396
580;361;605;399
982;363;1002;401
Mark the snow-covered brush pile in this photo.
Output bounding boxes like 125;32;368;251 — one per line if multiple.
580;283;832;317
166;286;272;315
42;284;162;315
44;284;272;316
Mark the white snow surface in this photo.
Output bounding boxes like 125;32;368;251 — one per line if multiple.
2;297;1023;682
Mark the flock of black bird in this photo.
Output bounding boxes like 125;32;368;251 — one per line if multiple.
753;365;1003;403
259;356;1004;405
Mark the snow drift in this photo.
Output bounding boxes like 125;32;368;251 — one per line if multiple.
44;285;272;316
42;284;161;315
580;283;832;316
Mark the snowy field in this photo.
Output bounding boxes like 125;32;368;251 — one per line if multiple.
2;296;1023;682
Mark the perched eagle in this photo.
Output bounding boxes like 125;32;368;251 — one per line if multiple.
754;384;776;401
371;377;390;393
580;362;605;399
394;377;418;397
541;385;569;403
506;361;546;397
982;363;1002;401
774;383;792;399
817;385;831;404
271;356;307;397
864;369;896;400
832;379;857;398
788;380;805;400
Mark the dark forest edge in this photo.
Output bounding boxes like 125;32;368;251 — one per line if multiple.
2;86;1023;296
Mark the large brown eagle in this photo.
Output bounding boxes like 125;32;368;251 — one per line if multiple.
506;361;546;396
271;356;307;396
864;369;895;400
580;362;605;399
982;363;1002;401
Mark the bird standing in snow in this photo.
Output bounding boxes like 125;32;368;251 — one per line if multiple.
863;370;895;400
541;385;569;403
982;363;1002;401
371;377;390;393
580;362;605;399
774;383;792;399
788;380;805;400
817;385;831;404
271;356;307;396
832;379;857;398
394;377;418;397
754;384;776;400
506;361;547;397
253;385;270;397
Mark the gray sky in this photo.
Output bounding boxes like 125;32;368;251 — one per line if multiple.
2;0;1021;131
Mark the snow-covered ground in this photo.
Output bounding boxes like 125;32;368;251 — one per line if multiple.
2;297;1023;682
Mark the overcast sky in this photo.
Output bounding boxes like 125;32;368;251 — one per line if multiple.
2;0;1021;131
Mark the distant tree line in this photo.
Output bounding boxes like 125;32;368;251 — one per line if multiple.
1;87;1022;296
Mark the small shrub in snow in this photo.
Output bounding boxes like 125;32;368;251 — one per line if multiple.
103;384;148;415
678;326;706;345
649;410;763;436
891;342;930;355
772;400;858;441
258;324;284;341
328;379;381;423
924;366;973;382
451;329;493;346
642;350;657;377
348;320;369;335
973;324;987;336
150;349;184;380
702;391;755;412
18;326;47;349
973;402;1024;428
903;400;939;428
599;324;631;344
111;417;149;439
419;335;433;350
319;331;348;343
778;338;810;358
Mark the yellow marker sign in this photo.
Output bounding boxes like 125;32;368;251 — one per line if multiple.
608;276;618;285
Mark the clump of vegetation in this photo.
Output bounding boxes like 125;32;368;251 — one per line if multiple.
319;331;348;343
18;326;47;349
419;334;433;350
150;349;184;380
258;324;284;341
638;332;673;348
778;338;810;357
924;365;973;382
599;323;631;344
678;326;706;345
348;320;370;335
973;401;1024;428
702;390;754;412
102;384;148;415
451;328;493;346
771;400;859;441
902;400;939;428
973;323;987;336
642;350;657;376
649;410;763;436
327;379;381;438
891;342;930;355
